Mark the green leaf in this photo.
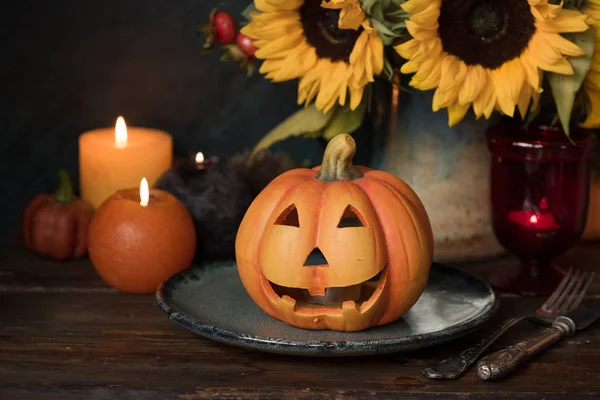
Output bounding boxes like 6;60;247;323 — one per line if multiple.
371;19;396;35
361;0;408;45
322;100;366;140
241;2;257;21
251;105;336;156
381;57;395;81
547;27;595;137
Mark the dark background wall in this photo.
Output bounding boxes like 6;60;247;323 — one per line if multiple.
1;0;376;251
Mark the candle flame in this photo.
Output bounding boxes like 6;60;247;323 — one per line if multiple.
140;177;149;207
195;152;204;163
530;215;538;224
115;116;128;147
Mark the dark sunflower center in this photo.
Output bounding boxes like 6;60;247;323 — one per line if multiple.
300;0;362;62
438;0;535;69
468;0;505;40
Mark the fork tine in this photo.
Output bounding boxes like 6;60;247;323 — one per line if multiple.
563;271;595;313
558;271;588;313
552;269;582;313
542;268;573;313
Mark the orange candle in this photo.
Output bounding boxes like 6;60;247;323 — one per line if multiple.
88;177;196;293
79;116;172;208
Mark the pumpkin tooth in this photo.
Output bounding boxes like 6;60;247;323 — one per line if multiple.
281;295;297;311
308;287;326;296
342;300;360;318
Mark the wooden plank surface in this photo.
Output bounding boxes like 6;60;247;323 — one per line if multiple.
1;242;600;399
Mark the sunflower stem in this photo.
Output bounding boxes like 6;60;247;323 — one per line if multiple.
316;133;363;181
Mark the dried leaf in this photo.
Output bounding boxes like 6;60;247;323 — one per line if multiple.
361;0;408;45
251;105;335;156
241;2;257;21
322;101;366;140
547;27;595;137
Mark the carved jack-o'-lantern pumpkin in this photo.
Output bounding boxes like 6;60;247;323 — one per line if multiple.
235;134;434;331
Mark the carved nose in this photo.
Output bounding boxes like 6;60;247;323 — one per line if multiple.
304;247;328;266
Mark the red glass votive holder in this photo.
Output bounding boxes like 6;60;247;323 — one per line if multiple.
487;122;596;296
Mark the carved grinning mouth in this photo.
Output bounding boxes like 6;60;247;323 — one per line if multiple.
262;262;388;316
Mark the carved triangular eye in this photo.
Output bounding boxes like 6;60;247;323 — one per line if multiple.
338;206;366;228
275;204;299;227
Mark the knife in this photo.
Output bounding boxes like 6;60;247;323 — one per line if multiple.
476;298;600;381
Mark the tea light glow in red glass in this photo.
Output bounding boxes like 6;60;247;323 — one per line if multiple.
487;123;596;296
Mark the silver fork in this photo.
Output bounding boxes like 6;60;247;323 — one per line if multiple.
423;268;595;380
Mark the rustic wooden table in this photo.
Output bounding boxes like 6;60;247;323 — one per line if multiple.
1;240;600;400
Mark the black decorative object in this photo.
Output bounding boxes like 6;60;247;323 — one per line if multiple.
155;154;252;262
228;149;297;197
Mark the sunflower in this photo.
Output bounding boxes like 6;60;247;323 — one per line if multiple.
582;0;600;128
395;0;590;126
241;0;384;112
321;0;366;30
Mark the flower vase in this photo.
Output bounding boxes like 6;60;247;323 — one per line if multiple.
583;164;600;240
369;81;504;262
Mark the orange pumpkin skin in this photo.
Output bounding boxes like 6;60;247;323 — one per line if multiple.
235;134;433;332
22;194;94;260
22;170;94;261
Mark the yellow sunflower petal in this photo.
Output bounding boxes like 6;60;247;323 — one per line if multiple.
349;86;364;109
481;80;497;119
370;35;384;74
301;46;319;71
255;32;304;58
410;1;441;26
433;86;456;111
349;29;369;65
491;68;516;117
517;84;533;119
438;56;460;93
299;79;321;107
401;59;420;74
505;59;526;105
544;32;587;56
447;102;470;127
527;33;565;68
255;0;278;13
394;39;419;59
406;20;438;41
586;70;600;92
265;0;303;11
472;82;490;119
251;10;299;22
520;50;543;91
316;62;346;111
544;57;575;74
536;9;589;33
410;55;442;90
340;2;367;30
582;88;600;128
458;65;487;105
402;0;439;16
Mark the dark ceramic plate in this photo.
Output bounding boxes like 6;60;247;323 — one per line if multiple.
156;261;498;356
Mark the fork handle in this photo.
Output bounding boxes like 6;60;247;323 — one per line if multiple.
422;316;529;379
476;316;576;381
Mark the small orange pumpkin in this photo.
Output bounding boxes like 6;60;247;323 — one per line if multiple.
235;134;434;332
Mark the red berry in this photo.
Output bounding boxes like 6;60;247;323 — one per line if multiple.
214;11;236;44
236;33;257;57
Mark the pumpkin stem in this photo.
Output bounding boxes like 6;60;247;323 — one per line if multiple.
54;169;74;203
316;134;363;182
